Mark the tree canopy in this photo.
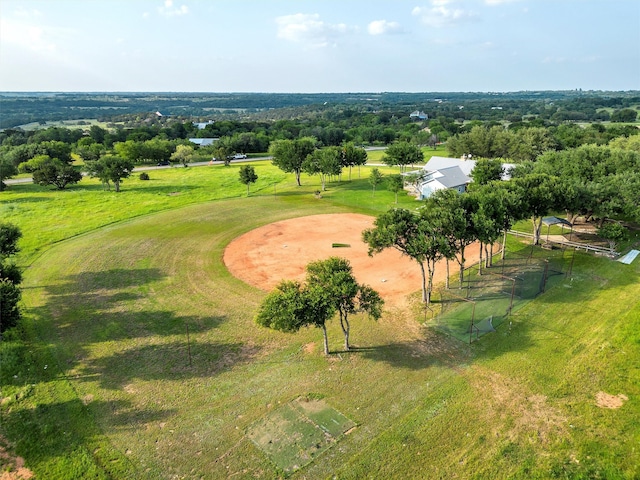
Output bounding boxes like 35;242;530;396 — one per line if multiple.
341;142;368;180
30;156;82;189
255;257;382;354
238;165;258;196
382;141;424;172
305;257;383;351
363;208;449;305
0;156;18;191
269;137;316;186
85;155;134;192
303;146;342;191
171;144;195;167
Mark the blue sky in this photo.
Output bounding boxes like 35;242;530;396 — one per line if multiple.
1;0;638;92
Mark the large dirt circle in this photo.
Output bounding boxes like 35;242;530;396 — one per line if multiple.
223;213;480;307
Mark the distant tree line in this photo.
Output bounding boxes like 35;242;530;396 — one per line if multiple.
1;102;638;193
1;90;638;129
446;123;639;162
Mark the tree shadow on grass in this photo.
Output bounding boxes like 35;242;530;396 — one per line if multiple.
37;268;227;343
77;340;262;390
347;332;472;371
45;268;166;295
23;266;230;387
54;308;226;343
1;397;175;477
127;184;199;195
0;196;52;205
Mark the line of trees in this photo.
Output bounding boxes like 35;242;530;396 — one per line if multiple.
362;146;640;306
446;123;639;161
269;139;368;188
2;112;638;190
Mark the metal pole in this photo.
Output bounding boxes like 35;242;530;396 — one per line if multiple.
470;302;477;344
566;248;575;278
186;322;192;367
509;279;515;314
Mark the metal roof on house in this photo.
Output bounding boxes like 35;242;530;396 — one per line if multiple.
430;166;470;188
425;156;476;176
424;156;515;180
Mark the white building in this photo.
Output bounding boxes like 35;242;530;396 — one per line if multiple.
409;110;428;120
193;120;215;130
408;156;514;199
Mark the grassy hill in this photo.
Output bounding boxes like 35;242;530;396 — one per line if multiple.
1;163;638;479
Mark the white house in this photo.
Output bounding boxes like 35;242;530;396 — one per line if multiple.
188;138;219;147
408;156;514;199
418;166;470;199
410;110;428;120
193;120;215;130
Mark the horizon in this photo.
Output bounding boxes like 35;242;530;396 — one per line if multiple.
1;89;638;95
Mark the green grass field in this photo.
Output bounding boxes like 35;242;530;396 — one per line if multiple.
1;162;639;479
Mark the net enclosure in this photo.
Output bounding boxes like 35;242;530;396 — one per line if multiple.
427;244;570;343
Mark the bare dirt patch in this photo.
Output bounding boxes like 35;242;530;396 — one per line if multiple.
223;213;480;307
0;435;34;480
468;367;567;444
595;392;628;409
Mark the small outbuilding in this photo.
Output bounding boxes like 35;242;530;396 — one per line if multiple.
541;216;574;243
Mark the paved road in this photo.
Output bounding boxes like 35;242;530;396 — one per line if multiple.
3;147;386;186
3;156;272;185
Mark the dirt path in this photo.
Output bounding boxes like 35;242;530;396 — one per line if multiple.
223;213;481;307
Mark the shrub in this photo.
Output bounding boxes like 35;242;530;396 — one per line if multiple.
0;280;21;334
139;172;150;181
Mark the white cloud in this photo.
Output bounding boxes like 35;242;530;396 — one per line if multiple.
0;17;57;55
13;7;43;18
368;20;403;36
412;5;478;27
158;0;189;17
276;13;352;47
484;0;521;5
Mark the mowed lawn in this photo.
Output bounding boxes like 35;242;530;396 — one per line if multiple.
1;163;639;479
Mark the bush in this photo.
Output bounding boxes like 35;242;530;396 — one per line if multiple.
139;172;150;181
0;280;21;335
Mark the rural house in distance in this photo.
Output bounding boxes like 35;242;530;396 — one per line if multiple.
410;110;428;120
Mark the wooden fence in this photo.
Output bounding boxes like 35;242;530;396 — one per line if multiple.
508;230;617;256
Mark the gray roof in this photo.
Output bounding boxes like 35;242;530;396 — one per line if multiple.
424;156;515;180
432;166;470;188
542;216;573;227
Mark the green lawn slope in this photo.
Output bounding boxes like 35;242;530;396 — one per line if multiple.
1;163;638;479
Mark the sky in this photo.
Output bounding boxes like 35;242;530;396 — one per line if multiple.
0;0;639;93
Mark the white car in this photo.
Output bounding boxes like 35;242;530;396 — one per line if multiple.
232;153;247;159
